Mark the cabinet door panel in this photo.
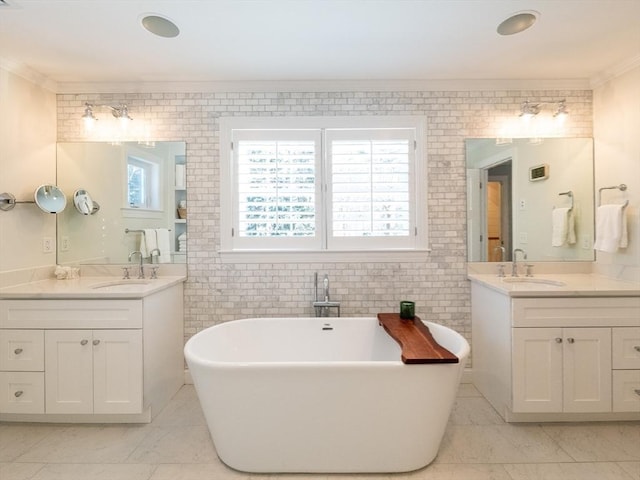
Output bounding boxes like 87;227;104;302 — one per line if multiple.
45;330;93;414
563;328;611;413
513;328;563;412
93;330;142;414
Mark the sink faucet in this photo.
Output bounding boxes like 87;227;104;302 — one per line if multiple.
128;250;145;279
512;248;527;277
493;245;506;262
149;248;161;264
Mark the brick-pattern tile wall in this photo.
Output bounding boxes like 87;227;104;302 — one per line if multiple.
57;89;593;353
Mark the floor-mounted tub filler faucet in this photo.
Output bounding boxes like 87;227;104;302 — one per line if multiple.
312;272;341;317
512;248;527;277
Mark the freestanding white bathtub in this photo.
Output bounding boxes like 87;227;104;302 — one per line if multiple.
184;317;469;473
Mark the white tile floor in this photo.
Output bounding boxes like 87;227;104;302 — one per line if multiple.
1;383;638;480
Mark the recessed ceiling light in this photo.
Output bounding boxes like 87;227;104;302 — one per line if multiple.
141;14;180;38
497;11;539;36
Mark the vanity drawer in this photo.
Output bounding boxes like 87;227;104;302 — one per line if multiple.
0;329;44;371
0;371;45;414
612;370;640;413
613;327;640;370
0;300;142;329
511;297;640;327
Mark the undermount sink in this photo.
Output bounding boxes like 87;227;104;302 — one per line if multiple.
501;277;566;287
90;279;152;289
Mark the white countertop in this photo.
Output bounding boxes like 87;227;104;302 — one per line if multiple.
0;276;186;299
467;273;640;298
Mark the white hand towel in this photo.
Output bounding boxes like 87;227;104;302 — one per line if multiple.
551;207;574;247
594;204;628;253
139;229;158;258
155;228;172;263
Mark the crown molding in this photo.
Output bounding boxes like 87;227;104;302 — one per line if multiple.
590;54;640;88
54;78;592;94
0;58;57;92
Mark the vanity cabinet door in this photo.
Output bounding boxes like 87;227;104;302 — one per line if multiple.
93;329;142;414
45;330;93;414
513;327;612;414
562;328;611;413
45;329;142;415
512;328;563;412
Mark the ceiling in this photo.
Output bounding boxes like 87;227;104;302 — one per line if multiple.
1;0;639;91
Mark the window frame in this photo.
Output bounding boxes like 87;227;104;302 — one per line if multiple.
219;116;428;262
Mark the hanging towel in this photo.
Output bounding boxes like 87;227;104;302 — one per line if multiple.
139;229;158;258
594;204;628;253
155;228;172;263
551;207;576;247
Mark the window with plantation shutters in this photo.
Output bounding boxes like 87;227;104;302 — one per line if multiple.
327;129;414;250
233;130;322;250
220;116;426;255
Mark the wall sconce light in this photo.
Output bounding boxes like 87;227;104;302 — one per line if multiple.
553;100;569;122
82;102;133;131
519;100;568;121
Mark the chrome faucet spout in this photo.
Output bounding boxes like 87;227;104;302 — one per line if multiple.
512;248;527;277
323;274;330;302
128;250;145;279
312;273;340;317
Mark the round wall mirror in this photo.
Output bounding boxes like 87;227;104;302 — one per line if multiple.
73;189;94;215
34;185;67;214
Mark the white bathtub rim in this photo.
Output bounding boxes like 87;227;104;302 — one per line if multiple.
184;316;470;367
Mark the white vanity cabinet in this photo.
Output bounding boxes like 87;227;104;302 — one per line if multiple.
0;282;184;423
471;280;640;422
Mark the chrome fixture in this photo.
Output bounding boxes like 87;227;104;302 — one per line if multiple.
493;245;506;262
313;273;340;317
82;102;133;130
497;11;538;36
128;250;145;279
519;100;569;121
0;185;67;213
512;248;527;277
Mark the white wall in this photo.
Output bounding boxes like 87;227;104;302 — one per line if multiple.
593;65;640;281
0;68;57;273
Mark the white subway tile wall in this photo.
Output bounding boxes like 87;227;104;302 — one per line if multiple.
57;90;593;349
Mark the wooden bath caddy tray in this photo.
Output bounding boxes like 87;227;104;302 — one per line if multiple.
377;313;459;364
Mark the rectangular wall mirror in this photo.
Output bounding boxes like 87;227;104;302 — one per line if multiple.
57;141;186;265
466;138;594;262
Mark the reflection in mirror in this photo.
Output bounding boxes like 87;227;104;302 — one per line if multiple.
466;138;594;262
73;189;95;215
57;141;186;265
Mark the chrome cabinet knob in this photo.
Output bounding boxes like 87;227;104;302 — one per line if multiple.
634;346;640;352
634;389;640;397
93;339;100;346
14;390;23;398
80;339;89;346
555;338;563;343
567;338;575;344
14;348;23;355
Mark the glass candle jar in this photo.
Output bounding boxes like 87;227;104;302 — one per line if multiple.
399;300;415;320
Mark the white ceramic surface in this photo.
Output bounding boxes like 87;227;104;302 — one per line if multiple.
184;317;470;473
